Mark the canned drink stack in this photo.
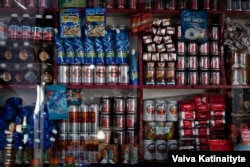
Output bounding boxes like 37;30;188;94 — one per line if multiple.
68;105;80;134
89;104;99;134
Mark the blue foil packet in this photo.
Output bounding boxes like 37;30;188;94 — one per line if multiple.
103;25;116;64
55;30;66;64
116;27;130;64
64;38;75;64
94;37;105;64
85;36;96;64
72;38;85;64
181;10;207;42
45;85;68;120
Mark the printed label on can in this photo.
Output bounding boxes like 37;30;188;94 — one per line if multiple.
94;65;106;84
58;65;70;84
155;140;167;160
143;100;155;121
126;96;137;113
144;140;155;160
155;100;167;121
166;101;178;122
70;65;82;84
126;114;137;129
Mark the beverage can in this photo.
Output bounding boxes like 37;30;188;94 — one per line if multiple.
144;122;156;140
118;64;129;85
103;129;112;144
126;96;137;113
187;56;198;70
115;114;125;129
202;0;210;10
57;65;70;84
177;41;186;55
188;70;198;85
211;0;219;11
167;140;178;152
128;0;137;9
176;70;187;85
210;56;220;70
177;0;187;9
167;0;176;10
67;134;79;159
89;104;99;134
114;129;126;145
190;0;198;10
187;41;198;55
144;140;155;160
79;104;89;134
82;64;94;85
199;56;210;70
68;105;79;134
156;67;165;85
127;129;136;143
117;0;125;8
176;56;186;70
4;0;13;7
155;100;167;122
126;114;137;129
166;100;178;122
58;120;68;134
211;70;221;85
199;42;209;55
106;0;115;8
27;0;37;7
210;24;219;40
106;65;119;84
210;41;220;55
94;64;106;84
143;100;155;121
58;134;68;161
99;114;111;129
155;140;167;160
100;96;112;114
114;96;125;114
144;0;152;9
155;0;165;9
70;65;82;85
200;71;210;85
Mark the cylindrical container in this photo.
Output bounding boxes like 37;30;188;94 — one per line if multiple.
210;0;219;11
58;120;68;134
27;0;37;7
155;0;165;9
4;0;13;7
126;96;137;113
234;0;242;11
144;0;152;9
190;0;198;10
90;0;102;7
177;0;187;9
94;64;106;84
79;104;89;134
200;71;210;85
199;42;209;55
187;56;198;70
176;24;182;39
114;129;126;145
199;56;210;70
167;0;176;10
126;114;137;129
210;41;220;55
167;140;178;151
82;64;94;85
155;100;167;122
114;96;125;114
118;64;129;84
226;0;232;10
143;100;155;121
117;0;125;8
99;114;111;129
67;134;79;160
202;0;210;10
68;105;79;134
187;70;198;85
231;68;241;85
38;0;51;8
166;100;178;122
211;70;221;85
210;56;220;70
100;96;112;114
70;65;82;85
239;51;247;68
155;140;167;161
58;134;68;162
210;24;219;40
176;56;186;70
89;104;99;134
187;41;198;55
126;129;136;143
114;114;125;129
57;65;70;84
79;134;88;162
144;140;155;161
175;70;187;85
128;0;137;9
106;65;119;84
106;0;115;8
103;129;112;144
177;41;186;55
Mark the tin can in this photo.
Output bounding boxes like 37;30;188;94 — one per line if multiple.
199;42;209;55
126;96;137;113
145;67;155;85
144;140;155;160
226;0;232;10
155;140;167;161
70;65;82;85
94;65;106;84
127;129;136;143
202;0;210;10
58;134;68;161
91;0;102;7
234;0;242;11
239;51;247;68
176;56;186;70
100;96;111;114
167;140;178;151
79;134;88;162
58;120;68;134
187;41;198;55
190;0;198;10
103;129;112;144
176;70;187;85
155;0;165;9
179;128;195;138
117;0;125;8
27;0;37;7
89;104;99;134
211;70;221;85
156;67;165;85
143;100;155;121
166;100;178;122
119;64;129;85
128;0;137;9
4;0;13;7
114;129;126;145
82;64;94;85
144;0;153;9
167;0;176;10
199;56;210;70
188;70;198;85
231;68;240;85
210;41;220;55
68;134;79;159
230;50;239;68
114;96;125;114
177;41;186;55
106;0;115;8
79;104;89;134
187;56;198;70
211;0;219;11
115;114;125;129
155;100;167;122
177;0;187;9
176;24;182;39
100;114;111;129
126;114;137;129
68;105;79;134
57;65;70;84
106;65;119;84
200;71;210;85
210;56;220;70
210;24;219;40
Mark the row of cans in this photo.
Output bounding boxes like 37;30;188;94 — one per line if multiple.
87;0;138;9
143;100;178;122
0;0;52;8
144;139;178;161
226;0;250;11
57;64;130;85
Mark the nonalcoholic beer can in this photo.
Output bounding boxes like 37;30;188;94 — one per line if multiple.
155;140;167;160
144;140;155;160
70;65;82;85
126;96;137;113
57;65;70;84
155;100;167;122
143;100;155;121
94;64;106;84
166;100;178;122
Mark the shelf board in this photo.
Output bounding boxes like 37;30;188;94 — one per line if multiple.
0;84;36;89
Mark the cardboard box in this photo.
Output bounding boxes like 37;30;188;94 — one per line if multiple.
59;0;86;8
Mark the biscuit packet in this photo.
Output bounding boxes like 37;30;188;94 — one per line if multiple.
60;8;82;38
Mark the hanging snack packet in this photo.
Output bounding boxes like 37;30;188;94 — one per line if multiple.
103;25;116;64
64;38;75;64
94;37;105;64
60;8;82;38
55;29;66;64
72;38;85;64
85;8;106;37
116;26;130;64
85;36;96;64
181;10;207;42
46;85;68;120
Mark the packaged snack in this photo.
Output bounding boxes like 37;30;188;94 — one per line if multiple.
72;38;85;64
64;38;75;64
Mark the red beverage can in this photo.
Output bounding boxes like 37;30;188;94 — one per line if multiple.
100;96;111;114
106;0;115;8
106;65;119;84
27;0;37;7
190;0;198;10
210;56;220;70
91;0;101;7
70;65;82;85
177;41;186;55
82;64;94;85
200;71;210;85
127;129;136;143
117;0;125;8
79;104;89;134
177;0;187;9
210;0;219;11
176;56;186;70
176;24;182;39
115;114;125;129
176;70;187;85
100;114;111;129
199;42;209;55
4;0;13;7
126;114;137;129
94;64;106;85
210;24;219;40
103;130;112;144
155;0;165;9
126;96;137;113
188;41;198;55
210;41;220;55
128;0;137;9
114;96;125;114
199;56;210;70
188;70;198;85
210;70;221;85
114;129;126;145
187;56;198;70
167;0;176;10
202;0;210;10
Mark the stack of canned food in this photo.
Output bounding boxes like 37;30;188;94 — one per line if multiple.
226;0;250;11
86;0;138;9
143;99;178;161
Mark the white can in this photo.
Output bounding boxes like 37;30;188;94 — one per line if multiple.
167;139;178;151
94;64;106;84
144;140;155;161
155;100;167;121
82;64;94;84
166;100;178;122
70;65;82;84
57;65;70;84
143;100;155;121
155;140;167;161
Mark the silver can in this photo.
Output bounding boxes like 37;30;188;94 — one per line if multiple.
187;70;198;85
210;41;220;55
167;139;178;151
144;140;155;161
79;104;89;134
187;41;198;55
199;42;209;55
94;64;106;84
210;24;219;40
106;64;119;84
70;65;82;84
58;120;68;134
82;64;94;84
118;64;129;85
68;105;80;134
155;100;167;122
57;65;70;84
155;140;167;161
126;96;137;113
199;56;210;70
89;104;99;134
58;134;68;161
166;100;178;122
175;70;187;85
210;56;220;70
211;70;221;85
187;56;198;70
99;114;111;129
126;114;137;129
114;96;125;114
114;114;125;129
143;100;155;121
200;71;210;85
177;41;186;55
67;134;79;159
176;56;186;70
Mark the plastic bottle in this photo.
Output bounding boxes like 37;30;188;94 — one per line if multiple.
8;13;20;40
20;14;32;40
32;14;43;41
129;49;139;85
18;42;35;63
43;15;54;42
